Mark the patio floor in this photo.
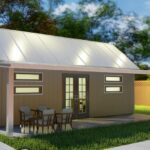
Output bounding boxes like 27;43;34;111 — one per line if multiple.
0;114;150;137
73;114;150;129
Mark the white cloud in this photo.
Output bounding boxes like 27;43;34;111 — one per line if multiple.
53;2;99;17
53;3;78;15
82;3;99;17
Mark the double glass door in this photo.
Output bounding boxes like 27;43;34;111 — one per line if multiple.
63;74;89;118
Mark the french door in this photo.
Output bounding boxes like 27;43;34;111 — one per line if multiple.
63;74;89;118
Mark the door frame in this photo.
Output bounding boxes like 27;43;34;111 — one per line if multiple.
62;73;89;118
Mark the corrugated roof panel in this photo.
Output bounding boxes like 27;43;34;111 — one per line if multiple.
0;30;25;62
23;32;58;64
9;30;41;63
105;44;138;69
0;29;138;70
38;34;74;65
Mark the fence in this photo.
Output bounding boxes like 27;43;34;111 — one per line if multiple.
135;81;150;106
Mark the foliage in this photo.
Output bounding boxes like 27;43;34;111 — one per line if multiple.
0;0;57;34
1;121;150;149
41;0;64;16
56;12;91;39
135;105;150;115
135;64;150;80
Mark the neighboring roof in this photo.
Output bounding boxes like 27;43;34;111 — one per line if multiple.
0;29;139;71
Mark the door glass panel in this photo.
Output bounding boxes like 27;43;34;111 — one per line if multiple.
78;77;87;113
70;85;73;92
65;77;74;109
66;78;70;84
66;85;69;92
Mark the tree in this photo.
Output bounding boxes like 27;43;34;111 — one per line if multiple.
135;64;150;80
56;11;91;39
41;0;64;16
0;0;57;34
116;18;150;63
55;0;122;41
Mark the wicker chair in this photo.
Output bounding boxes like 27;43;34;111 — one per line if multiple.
55;108;73;131
19;106;36;133
36;109;55;134
37;105;49;118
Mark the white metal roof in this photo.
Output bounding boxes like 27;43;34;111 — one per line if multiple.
0;29;139;70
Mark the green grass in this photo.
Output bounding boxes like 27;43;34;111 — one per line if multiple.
135;105;150;115
1;121;150;150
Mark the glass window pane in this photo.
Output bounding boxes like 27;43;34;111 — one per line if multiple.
66;93;70;99
79;85;82;91
66;78;70;84
79;78;82;84
70;85;73;92
82;86;86;91
70;78;73;84
15;73;42;81
70;93;73;99
79;92;82;99
82;78;86;84
15;87;42;94
66;85;70;92
66;100;70;108
105;86;122;92
105;76;122;82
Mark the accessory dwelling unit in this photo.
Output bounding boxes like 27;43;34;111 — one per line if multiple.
0;29;149;135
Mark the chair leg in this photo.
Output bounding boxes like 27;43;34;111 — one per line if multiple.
23;122;25;133
42;126;44;133
47;126;49;133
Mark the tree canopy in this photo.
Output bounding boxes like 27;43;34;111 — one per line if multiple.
0;0;150;67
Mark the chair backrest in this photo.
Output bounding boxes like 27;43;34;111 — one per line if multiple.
42;109;55;124
62;108;73;113
20;106;31;115
62;108;73;123
38;105;48;111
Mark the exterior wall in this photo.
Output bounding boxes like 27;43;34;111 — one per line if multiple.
135;81;150;106
0;68;134;126
89;73;134;117
0;68;7;126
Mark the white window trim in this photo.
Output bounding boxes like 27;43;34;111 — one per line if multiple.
14;71;43;82
104;85;123;94
104;75;123;83
14;85;43;96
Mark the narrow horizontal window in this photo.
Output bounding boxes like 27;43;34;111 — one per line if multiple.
105;75;122;82
14;86;42;95
105;86;122;93
15;73;42;81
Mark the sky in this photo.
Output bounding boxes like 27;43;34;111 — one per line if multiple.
65;0;150;16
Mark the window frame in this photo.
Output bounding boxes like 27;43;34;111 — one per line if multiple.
104;85;123;94
14;72;43;82
104;75;123;83
14;85;43;95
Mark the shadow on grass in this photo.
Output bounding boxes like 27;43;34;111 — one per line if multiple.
31;121;150;150
1;121;150;150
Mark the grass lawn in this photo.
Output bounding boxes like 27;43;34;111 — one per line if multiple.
135;105;150;115
0;121;150;150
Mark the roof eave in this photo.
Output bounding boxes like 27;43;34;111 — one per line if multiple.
5;62;149;75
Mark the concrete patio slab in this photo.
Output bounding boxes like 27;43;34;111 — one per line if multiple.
107;140;150;150
73;114;150;129
0;114;150;137
0;142;14;150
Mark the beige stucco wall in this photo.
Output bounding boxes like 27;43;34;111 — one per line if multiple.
135;81;150;106
89;73;134;117
0;68;134;126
